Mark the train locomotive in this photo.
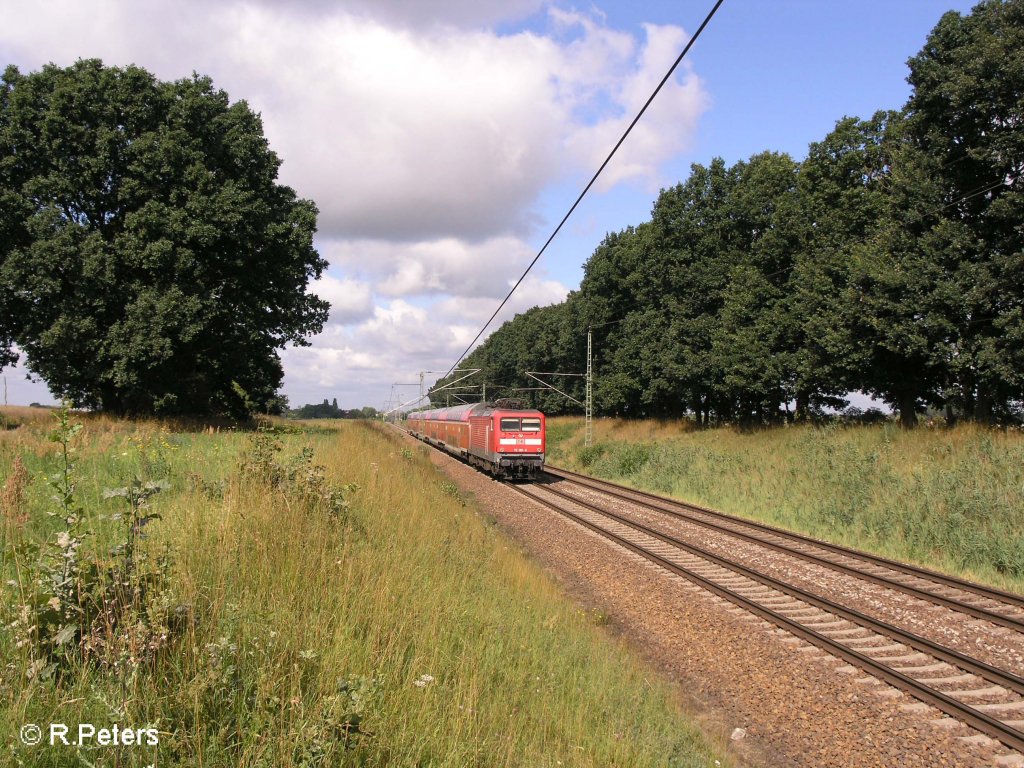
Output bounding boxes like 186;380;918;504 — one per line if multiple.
406;401;546;480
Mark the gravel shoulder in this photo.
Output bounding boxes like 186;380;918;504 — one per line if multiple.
407;431;1022;768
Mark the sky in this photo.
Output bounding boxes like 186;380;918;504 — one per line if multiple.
0;0;979;411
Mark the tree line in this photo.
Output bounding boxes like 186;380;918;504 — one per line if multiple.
432;0;1024;427
289;399;379;420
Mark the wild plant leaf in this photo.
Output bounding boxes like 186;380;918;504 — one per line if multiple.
340;713;362;730
53;623;78;645
132;515;162;534
38;663;58;681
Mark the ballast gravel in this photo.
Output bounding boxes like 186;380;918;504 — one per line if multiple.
406;432;1022;768
557;482;1024;679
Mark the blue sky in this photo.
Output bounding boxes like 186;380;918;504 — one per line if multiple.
0;0;977;409
536;0;978;293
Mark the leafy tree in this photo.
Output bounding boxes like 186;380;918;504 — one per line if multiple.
0;60;328;417
709;152;801;424
441;302;583;414
841;122;973;427
905;0;1024;421
576;226;650;328
294;401;344;419
577;224;681;416
713;264;789;423
646;160;738;422
789;113;904;420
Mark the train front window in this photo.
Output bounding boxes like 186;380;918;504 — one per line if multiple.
521;418;541;432
500;418;521;431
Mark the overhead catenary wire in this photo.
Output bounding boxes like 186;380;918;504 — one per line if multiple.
440;0;727;380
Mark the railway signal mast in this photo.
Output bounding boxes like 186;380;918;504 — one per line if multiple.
525;325;593;448
586;326;593;448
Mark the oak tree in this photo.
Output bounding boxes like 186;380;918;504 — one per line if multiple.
0;60;328;416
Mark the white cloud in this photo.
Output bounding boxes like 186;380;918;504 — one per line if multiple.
236;12;568;241
321;236;539;298
432;276;570;324
0;2;707;242
310;275;375;324
282;272;569;404
0;1;710;408
562;22;709;191
246;0;547;30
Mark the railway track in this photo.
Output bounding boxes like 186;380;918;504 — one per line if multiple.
512;472;1024;754
545;465;1024;631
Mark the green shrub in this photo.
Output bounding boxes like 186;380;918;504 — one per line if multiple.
578;443;607;468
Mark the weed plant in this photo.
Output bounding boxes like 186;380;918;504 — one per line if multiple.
0;407;727;767
549;417;1024;593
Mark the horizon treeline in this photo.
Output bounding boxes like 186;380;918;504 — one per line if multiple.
431;0;1024;428
289;399;379;420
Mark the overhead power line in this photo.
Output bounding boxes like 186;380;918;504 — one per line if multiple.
441;0;727;380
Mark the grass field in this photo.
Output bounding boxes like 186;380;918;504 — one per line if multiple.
0;407;728;767
547;417;1024;595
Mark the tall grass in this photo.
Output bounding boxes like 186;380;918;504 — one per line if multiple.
549;417;1024;594
0;409;726;767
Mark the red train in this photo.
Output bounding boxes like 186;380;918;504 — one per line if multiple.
406;401;546;480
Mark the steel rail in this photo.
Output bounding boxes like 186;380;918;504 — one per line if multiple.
545;466;1024;626
513;482;1024;754
534;481;1024;696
